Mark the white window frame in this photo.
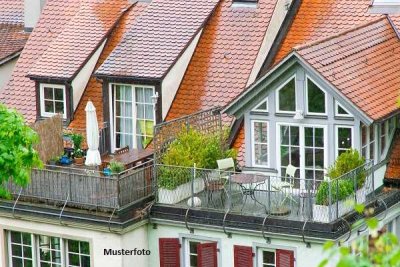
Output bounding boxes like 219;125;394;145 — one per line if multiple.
251;120;270;168
335;101;353;117
335;125;354;158
66;239;91;267
373;0;400;5
252;97;269;113
8;231;35;267
361;124;375;162
109;83;156;152
182;237;218;267
305;75;328;116
257;248;276;267
380;120;389;157
275;75;297;114
39;83;67;119
36;235;64;267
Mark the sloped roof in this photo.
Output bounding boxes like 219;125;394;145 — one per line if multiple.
69;3;148;129
166;0;278;120
273;0;382;65
96;0;220;79
295;17;400;121
27;0;131;80
0;0;24;24
0;0;29;64
385;133;400;180
0;0;81;122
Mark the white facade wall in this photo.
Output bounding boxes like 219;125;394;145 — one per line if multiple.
0;217;149;267
0;58;18;92
148;224;325;267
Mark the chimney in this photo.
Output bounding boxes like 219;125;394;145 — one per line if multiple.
24;0;46;32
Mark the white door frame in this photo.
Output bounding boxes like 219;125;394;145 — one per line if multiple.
276;122;328;189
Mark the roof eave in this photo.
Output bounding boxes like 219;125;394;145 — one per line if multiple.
0;50;22;66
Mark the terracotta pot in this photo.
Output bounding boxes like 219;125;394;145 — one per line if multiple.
74;157;84;165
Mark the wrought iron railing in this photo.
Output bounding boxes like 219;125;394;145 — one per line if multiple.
154;160;375;223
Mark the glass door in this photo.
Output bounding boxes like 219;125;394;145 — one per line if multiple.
279;124;326;189
304;127;325;190
280;125;300;188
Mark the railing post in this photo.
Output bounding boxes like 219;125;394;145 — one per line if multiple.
371;161;375;197
354;169;358;204
267;176;271;214
117;174;121;209
328;179;332;222
228;172;232;210
191;164;196;208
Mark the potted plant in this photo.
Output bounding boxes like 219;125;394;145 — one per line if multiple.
157;129;237;204
48;156;59;166
109;160;124;174
71;133;85;165
313;149;368;222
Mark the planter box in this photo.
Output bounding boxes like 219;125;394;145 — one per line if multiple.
313;187;367;223
158;178;205;204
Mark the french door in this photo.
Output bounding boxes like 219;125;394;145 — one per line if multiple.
279;124;326;189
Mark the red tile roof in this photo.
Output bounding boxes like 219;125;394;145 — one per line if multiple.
0;0;81;123
27;1;131;80
0;0;24;24
273;0;382;65
295;17;400;121
0;23;29;63
69;3;148;129
385;133;400;179
0;0;29;64
166;0;278;120
96;0;220;79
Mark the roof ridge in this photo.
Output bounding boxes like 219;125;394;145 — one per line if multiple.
293;16;388;52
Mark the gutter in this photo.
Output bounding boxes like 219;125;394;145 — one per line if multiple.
0;51;21;66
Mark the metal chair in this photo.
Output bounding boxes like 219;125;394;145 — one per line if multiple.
272;164;298;206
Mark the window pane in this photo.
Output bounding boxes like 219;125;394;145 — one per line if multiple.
280;126;289;145
307;79;325;113
44;87;53;99
12;258;23;267
361;125;367;146
22;233;31;245
254;100;267;111
135;87;144;102
189;241;199;254
11;231;21;243
69;253;80;265
44;100;54;113
305;128;313;147
68;240;79;253
144;88;153;103
338;128;352;149
145;104;154;120
337;104;349;115
263;251;275;264
55;102;64;113
81;255;91;267
124;86;132;100
291;126;299;146
54;88;64;101
11;244;22;257
255;144;268;166
315;128;324;147
278;79;296;111
305;148;314;168
80;242;90;255
23;246;32;258
254;122;268;143
137;103;144;119
315;149;324;168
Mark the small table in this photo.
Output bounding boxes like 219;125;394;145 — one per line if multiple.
102;149;154;169
230;173;267;212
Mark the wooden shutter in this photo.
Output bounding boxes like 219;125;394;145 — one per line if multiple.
234;245;253;267
276;249;294;267
159;238;180;267
197;242;218;267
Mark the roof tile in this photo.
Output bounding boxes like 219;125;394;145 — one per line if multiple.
96;0;220;79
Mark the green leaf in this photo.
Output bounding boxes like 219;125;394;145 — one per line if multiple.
366;218;379;230
339;246;350;256
337;255;357;267
318;259;328;267
323;241;335;251
354;203;365;214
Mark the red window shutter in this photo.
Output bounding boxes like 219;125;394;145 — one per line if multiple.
234;245;253;267
197;242;218;267
159;238;180;267
276;249;294;267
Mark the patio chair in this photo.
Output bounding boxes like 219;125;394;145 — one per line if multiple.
115;145;129;155
273;164;298;206
202;158;235;207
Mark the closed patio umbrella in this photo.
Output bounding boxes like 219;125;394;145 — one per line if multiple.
85;101;101;166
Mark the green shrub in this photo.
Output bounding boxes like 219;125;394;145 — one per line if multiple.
0;187;12;200
109;160;124;174
315;149;366;205
158;128;237;190
71;133;84;151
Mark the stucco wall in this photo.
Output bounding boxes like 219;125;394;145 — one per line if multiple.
0;217;149;267
0;58;17;92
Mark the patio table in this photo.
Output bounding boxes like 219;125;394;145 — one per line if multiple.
230;173;267;212
102;149;154;169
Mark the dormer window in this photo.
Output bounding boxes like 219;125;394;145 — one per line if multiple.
369;0;400;13
39;84;67;119
276;76;296;113
232;0;258;8
252;97;268;113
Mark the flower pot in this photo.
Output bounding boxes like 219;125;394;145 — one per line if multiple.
74;157;84;166
158;178;205;204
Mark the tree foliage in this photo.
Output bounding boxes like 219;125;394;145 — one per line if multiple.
0;104;42;190
319;204;400;267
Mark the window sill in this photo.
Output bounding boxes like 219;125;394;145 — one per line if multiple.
275;113;296;118
334;116;354;121
304;114;328;120
250;111;269;116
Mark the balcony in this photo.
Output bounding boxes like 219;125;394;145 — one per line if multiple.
153;160;375;224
